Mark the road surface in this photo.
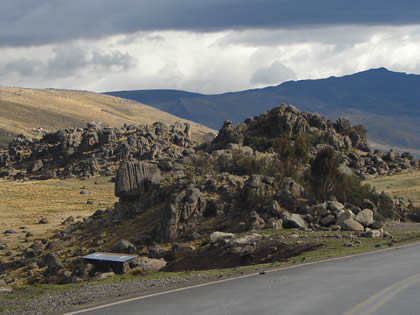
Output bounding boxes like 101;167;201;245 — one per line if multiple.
66;242;420;315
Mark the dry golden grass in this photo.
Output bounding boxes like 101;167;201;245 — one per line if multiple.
0;86;215;145
365;170;420;206
0;176;117;250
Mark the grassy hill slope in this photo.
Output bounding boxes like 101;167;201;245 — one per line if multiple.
0;87;215;147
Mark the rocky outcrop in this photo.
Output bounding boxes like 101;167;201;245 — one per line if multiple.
0;103;416;287
210;120;244;150
115;161;161;200
241;175;274;208
0;121;194;180
158;187;207;242
114;161;162;217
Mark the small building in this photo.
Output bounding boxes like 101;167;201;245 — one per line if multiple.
82;252;136;274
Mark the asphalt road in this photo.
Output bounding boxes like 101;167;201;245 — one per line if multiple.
67;242;420;315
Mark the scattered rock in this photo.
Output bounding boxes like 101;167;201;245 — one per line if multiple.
3;229;17;234
39;218;49;224
62;216;75;225
210;232;235;243
94;272;115;281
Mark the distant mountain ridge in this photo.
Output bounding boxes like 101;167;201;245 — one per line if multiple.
106;68;420;153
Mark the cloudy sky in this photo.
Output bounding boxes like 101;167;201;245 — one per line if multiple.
2;0;420;94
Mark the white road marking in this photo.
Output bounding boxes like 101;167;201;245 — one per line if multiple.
64;241;420;315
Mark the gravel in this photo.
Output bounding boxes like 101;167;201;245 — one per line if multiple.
0;273;213;314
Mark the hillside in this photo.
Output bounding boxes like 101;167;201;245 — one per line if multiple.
0;104;418;295
0;86;215;147
106;68;420;154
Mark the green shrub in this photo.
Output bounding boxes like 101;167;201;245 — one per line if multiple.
309;148;343;201
221;150;283;177
373;192;396;220
190;151;217;175
353;125;368;140
334;175;377;206
408;207;420;222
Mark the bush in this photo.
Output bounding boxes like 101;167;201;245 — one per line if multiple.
190;151;217;175
373;192;396;220
221;150;283;177
353;125;368;140
334;175;377;206
309;148;343;201
408;206;420;222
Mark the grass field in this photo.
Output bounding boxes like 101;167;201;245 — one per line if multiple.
365;170;420;206
0;176;117;250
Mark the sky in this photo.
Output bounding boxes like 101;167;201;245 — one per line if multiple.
2;0;420;94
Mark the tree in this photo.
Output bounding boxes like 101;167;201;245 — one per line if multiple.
310;148;343;201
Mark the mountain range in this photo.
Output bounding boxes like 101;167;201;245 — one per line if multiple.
106;68;420;154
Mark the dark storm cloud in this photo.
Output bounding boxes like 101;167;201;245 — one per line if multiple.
45;46;137;78
3;59;43;76
1;44;137;80
2;0;420;47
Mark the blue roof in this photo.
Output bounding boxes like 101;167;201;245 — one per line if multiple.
82;252;136;263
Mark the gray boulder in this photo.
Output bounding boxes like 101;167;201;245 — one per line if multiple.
320;214;335;227
115;161;161;201
159;188;206;242
360;229;383;238
113;240;137;254
336;210;364;231
45;253;64;273
210;231;235;243
328;201;345;211
339;219;364;231
131;257;166;272
355;209;374;227
283;213;308;230
310;203;330;217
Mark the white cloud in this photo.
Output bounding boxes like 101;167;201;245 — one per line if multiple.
251;61;296;85
1;25;420;93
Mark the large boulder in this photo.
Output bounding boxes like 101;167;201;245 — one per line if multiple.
131;257;166;272
44;253;64;273
328;201;345;212
115;161;161;201
320;214;335;227
230;233;263;246
355;209;374;227
241;175;273;208
113;240;137;254
310;203;330;217
210;120;244;150
210;232;235;243
158;187;206;242
283;213;308;230
339;219;364;231
278;177;305;207
336;210;364;231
